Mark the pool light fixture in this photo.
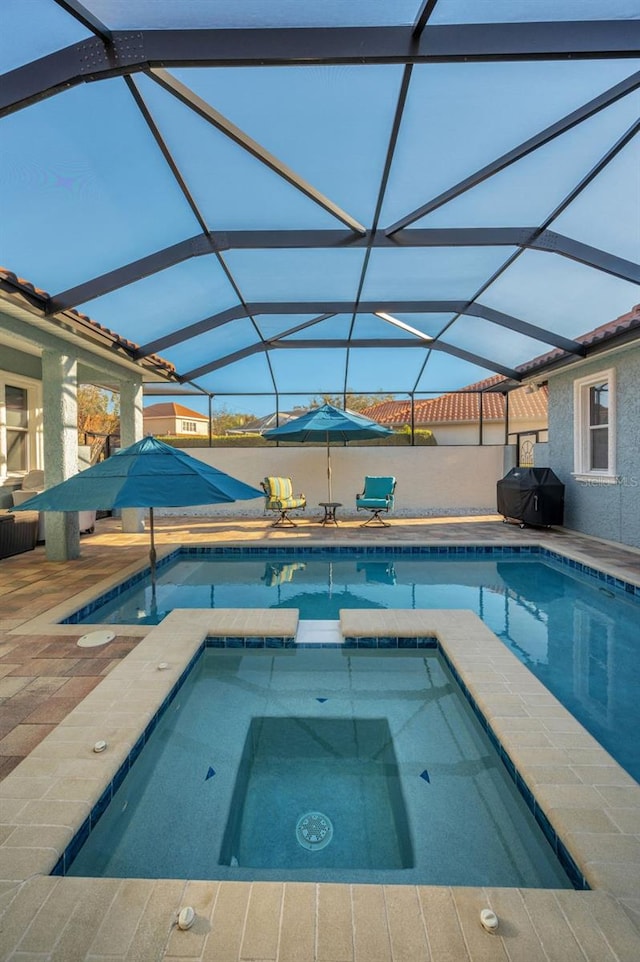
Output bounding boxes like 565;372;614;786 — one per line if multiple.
374;312;434;341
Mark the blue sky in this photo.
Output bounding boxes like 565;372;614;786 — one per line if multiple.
1;1;638;417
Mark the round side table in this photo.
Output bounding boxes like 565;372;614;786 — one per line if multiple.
318;502;342;526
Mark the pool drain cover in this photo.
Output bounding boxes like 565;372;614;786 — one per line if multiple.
296;811;333;851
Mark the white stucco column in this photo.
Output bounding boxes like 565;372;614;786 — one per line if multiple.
41;350;80;560
119;379;144;533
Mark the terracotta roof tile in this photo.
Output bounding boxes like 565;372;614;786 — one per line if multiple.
363;303;640;425
0;267;176;376
516;303;640;375
362;381;547;425
144;402;208;420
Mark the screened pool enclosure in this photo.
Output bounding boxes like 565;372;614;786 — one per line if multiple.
1;1;639;424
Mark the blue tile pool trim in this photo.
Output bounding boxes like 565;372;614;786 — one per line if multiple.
60;548;181;623
59;543;640;624
206;635;297;649
53;635;587;890
53;634;298;876
343;635;590;890
52;638;204;877
394;634;587;891
442;645;589;891
342;635;439;649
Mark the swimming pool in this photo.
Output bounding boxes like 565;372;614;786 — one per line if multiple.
66;646;572;888
66;545;640;783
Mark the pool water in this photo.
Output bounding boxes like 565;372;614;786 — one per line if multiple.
75;550;640;782
220;716;413;872
67;648;571;888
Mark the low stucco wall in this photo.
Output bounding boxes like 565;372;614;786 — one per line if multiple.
156;444;508;517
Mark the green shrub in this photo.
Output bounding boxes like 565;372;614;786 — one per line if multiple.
414;428;437;445
390;425;437;445
157;428;436;448
156;434;267;448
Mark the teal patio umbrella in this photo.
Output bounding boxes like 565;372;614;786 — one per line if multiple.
263;403;392;502
12;436;263;583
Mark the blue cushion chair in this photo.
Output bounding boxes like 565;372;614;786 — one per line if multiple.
261;477;306;526
355;476;396;527
356;560;397;583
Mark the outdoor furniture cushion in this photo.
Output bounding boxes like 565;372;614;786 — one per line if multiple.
0;509;39;559
12;473;96;540
356;476;396;526
261;477;306;511
15;470;45;492
260;477;306;527
12;471;46;540
356;476;396;511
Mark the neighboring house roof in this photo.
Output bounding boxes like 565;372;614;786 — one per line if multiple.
0;267;176;378
363;302;640;426
227;411;297;434
363;378;548;426
516;302;640;376
143;402;208;420
366;304;640;428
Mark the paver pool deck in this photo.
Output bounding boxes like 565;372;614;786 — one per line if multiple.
1;513;640;961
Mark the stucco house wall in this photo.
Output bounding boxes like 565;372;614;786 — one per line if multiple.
425;416;545;445
545;346;640;549
143;415;208;436
142;403;209;437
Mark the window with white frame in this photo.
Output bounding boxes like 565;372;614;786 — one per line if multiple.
5;385;28;472
0;373;42;479
573;368;616;482
181;420;197;433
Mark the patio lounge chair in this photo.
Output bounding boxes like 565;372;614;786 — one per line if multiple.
11;471;46;541
260;477;306;527
11;469;96;540
0;510;39;558
356;476;396;527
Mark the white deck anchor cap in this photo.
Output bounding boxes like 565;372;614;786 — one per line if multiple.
480;909;499;933
177;906;195;930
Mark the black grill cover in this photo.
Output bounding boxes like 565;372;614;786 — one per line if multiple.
497;467;564;527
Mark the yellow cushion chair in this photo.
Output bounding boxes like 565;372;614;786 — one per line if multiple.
260;477;306;527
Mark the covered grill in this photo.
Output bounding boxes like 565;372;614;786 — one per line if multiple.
497;468;565;528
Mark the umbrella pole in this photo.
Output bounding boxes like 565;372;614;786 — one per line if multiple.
327;434;332;502
149;506;157;612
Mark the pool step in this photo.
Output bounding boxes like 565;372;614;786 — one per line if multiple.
295;619;343;646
